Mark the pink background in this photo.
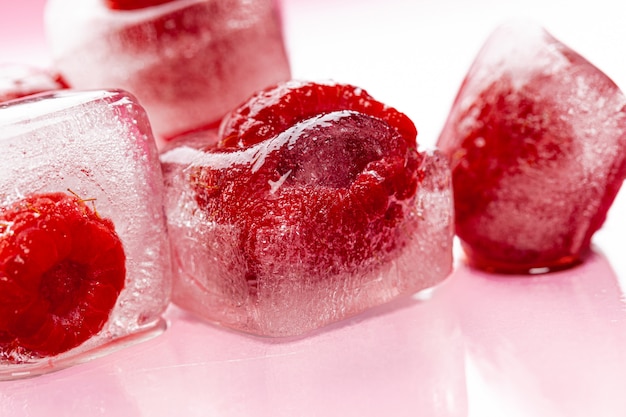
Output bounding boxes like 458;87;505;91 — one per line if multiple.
0;0;48;65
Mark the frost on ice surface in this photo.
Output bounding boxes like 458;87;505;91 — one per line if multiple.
162;110;454;337
44;0;291;145
0;90;171;371
437;21;626;273
0;63;67;103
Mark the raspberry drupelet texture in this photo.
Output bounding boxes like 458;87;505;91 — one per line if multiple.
163;80;454;336
105;0;175;10
191;81;422;286
0;192;125;359
437;22;626;273
191;110;422;285
218;80;418;149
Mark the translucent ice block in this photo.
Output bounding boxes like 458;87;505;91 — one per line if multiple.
437;21;626;273
0;89;171;378
44;0;291;146
161;112;454;337
0;63;67;102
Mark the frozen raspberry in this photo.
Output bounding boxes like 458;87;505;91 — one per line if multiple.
104;0;175;10
191;81;422;288
164;80;453;336
47;0;291;145
219;80;417;149
437;22;626;273
0;192;126;359
0;64;67;103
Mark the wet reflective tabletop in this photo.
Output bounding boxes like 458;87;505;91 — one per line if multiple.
2;249;626;416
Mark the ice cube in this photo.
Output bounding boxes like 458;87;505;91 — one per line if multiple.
437;21;626;273
0;63;67;102
0;89;170;377
44;0;291;147
161;110;454;337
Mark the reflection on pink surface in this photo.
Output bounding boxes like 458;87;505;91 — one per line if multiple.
451;250;626;417
0;280;466;417
4;249;626;416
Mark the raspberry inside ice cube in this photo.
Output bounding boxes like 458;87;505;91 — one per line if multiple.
218;80;417;149
0;192;125;358
191;111;421;279
0;90;170;369
162;81;453;336
45;0;291;146
437;21;626;273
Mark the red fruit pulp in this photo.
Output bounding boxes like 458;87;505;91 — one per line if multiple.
104;0;175;11
218;80;417;149
191;81;421;287
437;22;626;274
0;192;126;359
447;75;582;272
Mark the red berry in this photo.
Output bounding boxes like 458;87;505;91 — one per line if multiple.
104;0;175;10
437;22;626;273
190;81;421;287
0;192;125;359
218;80;417;149
0;64;68;103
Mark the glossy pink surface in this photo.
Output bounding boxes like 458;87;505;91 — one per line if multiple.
2;0;626;416
2;250;626;416
1;284;467;416
452;251;626;417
